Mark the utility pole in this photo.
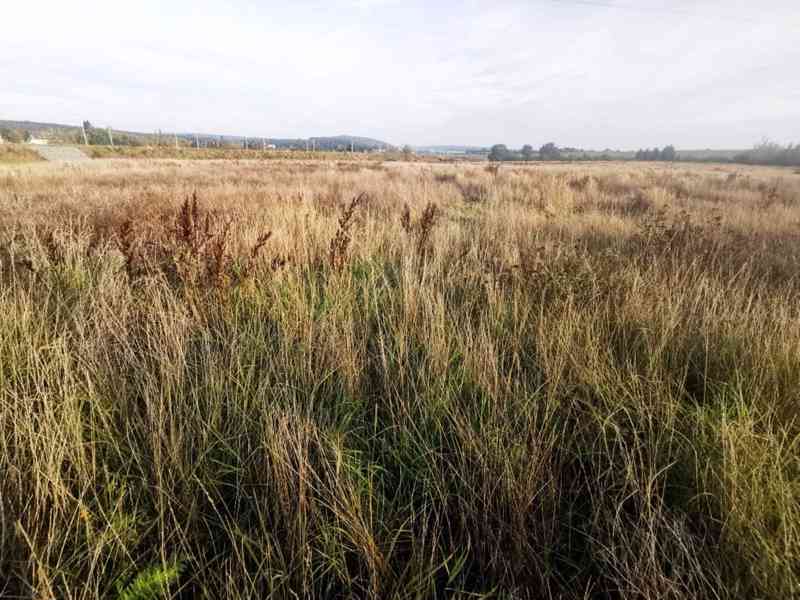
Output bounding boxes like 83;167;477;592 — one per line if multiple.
175;133;179;149
194;134;199;149
81;123;88;145
107;127;114;147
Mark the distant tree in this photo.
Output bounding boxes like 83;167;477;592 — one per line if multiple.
734;140;800;167
88;128;111;145
0;127;22;143
661;145;677;161
111;132;139;147
639;147;660;161
521;144;535;160
539;142;561;160
402;144;415;158
78;121;114;145
489;144;511;162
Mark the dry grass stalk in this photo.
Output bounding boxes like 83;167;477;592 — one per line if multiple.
329;192;368;270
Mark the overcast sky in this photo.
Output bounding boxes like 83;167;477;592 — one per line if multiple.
2;0;798;148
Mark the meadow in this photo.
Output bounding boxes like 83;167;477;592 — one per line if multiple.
1;157;799;599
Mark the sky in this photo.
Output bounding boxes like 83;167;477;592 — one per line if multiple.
2;0;799;149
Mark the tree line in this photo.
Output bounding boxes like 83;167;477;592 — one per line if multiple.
489;143;679;162
78;122;142;146
734;140;800;167
634;146;676;161
488;142;564;162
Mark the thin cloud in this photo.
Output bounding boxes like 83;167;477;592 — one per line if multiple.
1;0;797;148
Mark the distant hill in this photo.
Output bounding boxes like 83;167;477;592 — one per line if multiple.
1;119;748;161
179;133;394;152
0;119;79;132
310;135;393;151
0;119;394;151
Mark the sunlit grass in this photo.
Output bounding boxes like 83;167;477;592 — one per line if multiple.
1;159;798;599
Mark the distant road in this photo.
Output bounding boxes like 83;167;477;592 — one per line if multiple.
31;145;90;162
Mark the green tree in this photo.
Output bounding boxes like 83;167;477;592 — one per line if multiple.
661;145;677;161
489;144;510;162
521;144;534;160
0;127;22;143
539;142;561;160
79;121;113;145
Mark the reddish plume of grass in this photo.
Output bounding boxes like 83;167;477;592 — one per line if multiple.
399;201;440;259
328;192;368;271
400;204;412;235
112;192;276;290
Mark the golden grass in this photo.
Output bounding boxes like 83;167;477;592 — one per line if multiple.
85;145;410;162
1;158;799;599
0;143;44;164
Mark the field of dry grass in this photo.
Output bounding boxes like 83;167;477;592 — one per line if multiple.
84;146;399;162
1;158;799;599
0;142;414;164
0;144;44;164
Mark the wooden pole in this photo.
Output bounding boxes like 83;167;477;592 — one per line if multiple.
107;127;114;147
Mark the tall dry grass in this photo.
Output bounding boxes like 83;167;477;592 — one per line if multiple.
1;158;799;599
0;144;44;165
